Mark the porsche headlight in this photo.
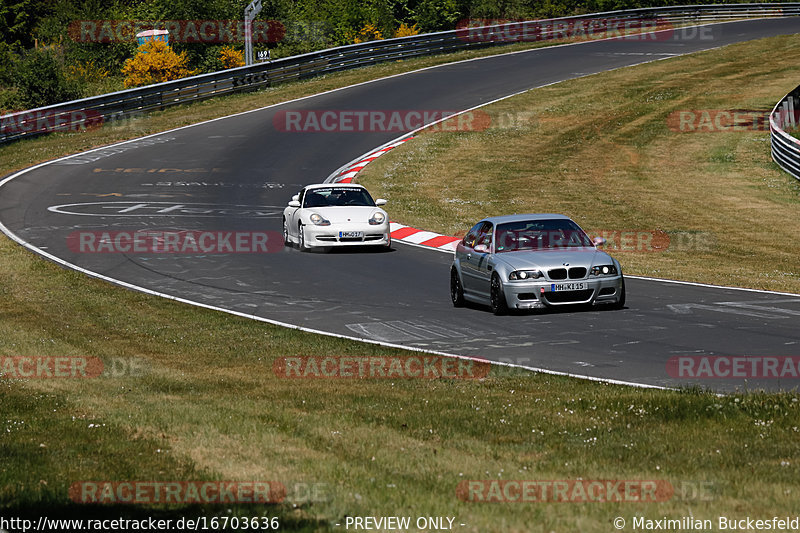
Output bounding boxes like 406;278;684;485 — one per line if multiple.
369;211;386;225
509;269;542;281
309;213;330;226
591;265;617;276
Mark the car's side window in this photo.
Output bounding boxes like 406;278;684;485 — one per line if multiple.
297;189;306;206
462;222;483;248
475;222;494;250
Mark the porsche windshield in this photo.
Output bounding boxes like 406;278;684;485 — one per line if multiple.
495;219;593;252
303;188;375;207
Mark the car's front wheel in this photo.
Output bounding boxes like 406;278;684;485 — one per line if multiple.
489;273;509;315
612;278;626;309
283;218;291;246
298;223;310;252
450;267;465;307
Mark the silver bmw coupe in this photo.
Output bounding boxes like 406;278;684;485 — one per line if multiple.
450;214;625;314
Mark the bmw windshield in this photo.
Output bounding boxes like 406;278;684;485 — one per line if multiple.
495;219;593;252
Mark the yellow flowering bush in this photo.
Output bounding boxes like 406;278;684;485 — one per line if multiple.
219;46;245;69
122;40;193;88
353;23;383;43
394;23;420;38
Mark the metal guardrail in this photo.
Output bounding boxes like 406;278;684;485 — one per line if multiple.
770;88;800;179
3;3;800;146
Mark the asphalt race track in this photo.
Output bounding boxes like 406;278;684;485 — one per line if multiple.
2;18;800;392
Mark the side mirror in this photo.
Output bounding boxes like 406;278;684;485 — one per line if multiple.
292;194;299;202
375;199;387;206
474;244;489;253
593;236;606;247
288;200;301;208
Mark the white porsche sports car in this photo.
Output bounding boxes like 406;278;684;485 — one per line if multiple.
283;183;391;251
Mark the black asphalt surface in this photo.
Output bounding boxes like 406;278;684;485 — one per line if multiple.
2;18;800;391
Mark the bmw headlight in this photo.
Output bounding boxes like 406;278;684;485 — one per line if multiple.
369;211;386;225
591;265;618;276
509;270;542;281
309;213;330;226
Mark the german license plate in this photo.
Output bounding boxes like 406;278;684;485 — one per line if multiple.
551;282;587;291
339;231;363;238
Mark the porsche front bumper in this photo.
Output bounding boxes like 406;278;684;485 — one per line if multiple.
303;222;391;247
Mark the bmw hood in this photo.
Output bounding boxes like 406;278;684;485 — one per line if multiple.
496;248;611;270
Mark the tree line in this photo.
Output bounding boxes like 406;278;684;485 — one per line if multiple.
0;0;782;111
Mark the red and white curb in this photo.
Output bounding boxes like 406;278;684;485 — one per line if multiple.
330;136;460;253
389;223;460;252
333;138;414;183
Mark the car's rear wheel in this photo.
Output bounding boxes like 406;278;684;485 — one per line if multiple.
489;273;509;315
450;268;465;307
612;278;626;309
283;218;291;246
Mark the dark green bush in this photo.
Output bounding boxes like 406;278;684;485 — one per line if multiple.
13;48;84;109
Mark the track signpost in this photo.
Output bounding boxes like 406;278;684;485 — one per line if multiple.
244;0;263;66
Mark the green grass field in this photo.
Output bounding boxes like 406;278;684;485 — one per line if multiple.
1;31;799;532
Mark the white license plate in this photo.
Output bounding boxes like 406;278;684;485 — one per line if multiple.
339;231;363;238
550;282;587;292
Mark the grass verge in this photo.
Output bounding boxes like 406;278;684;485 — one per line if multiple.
1;29;799;532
